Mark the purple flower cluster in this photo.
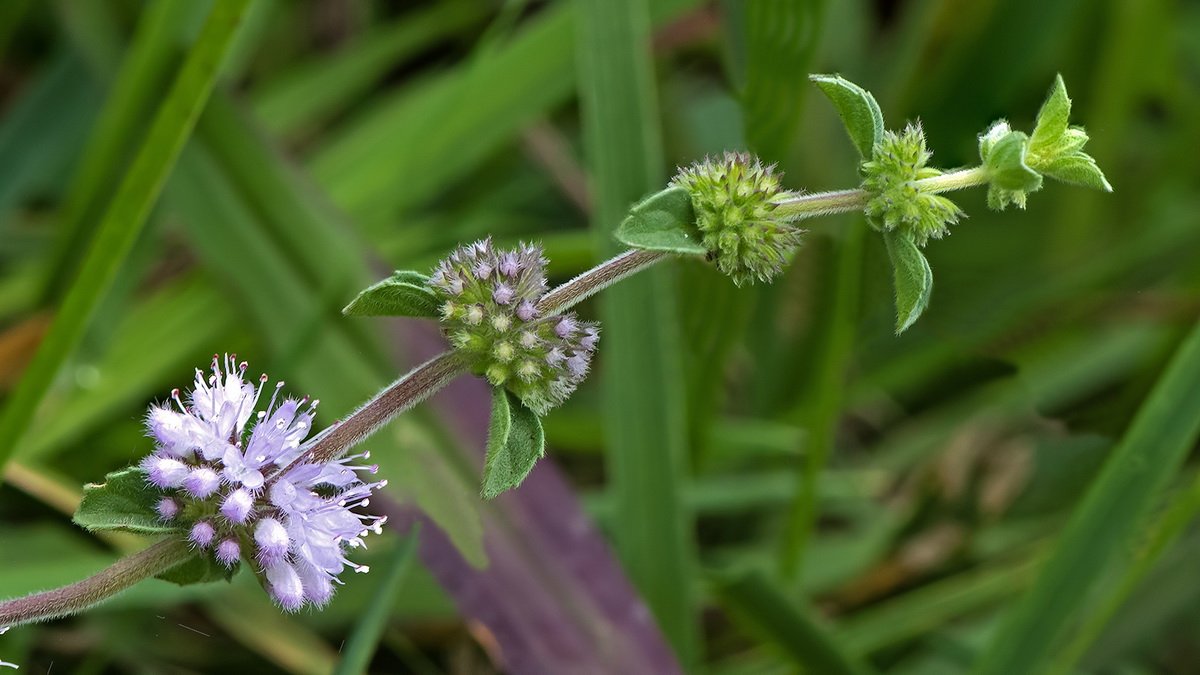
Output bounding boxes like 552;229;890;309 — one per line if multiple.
141;355;385;611
430;239;599;415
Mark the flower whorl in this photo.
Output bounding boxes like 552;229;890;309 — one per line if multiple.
861;123;963;246
141;355;385;611
430;239;599;415
672;152;804;285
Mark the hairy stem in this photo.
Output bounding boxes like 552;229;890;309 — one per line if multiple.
297;250;667;466
299;168;991;467
538;248;668;315
774;188;869;219
919;166;990;193
0;537;192;628
773;166;991;219
305;351;471;465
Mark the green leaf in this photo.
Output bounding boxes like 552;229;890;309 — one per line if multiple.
73;467;181;535
1029;74;1071;157
481;388;545;499
615;186;704;255
809;74;885;158
342;271;440;318
41;0;205;303
1038;152;1113;192
1056;126;1090;155
157;551;237;586
883;230;933;334
252;2;487;137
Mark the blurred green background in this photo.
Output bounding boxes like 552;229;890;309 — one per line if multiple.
1;0;1199;673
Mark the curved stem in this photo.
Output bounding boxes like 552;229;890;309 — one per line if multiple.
538;248;668;316
295;251;667;467
299;168;992;468
304;351;470;465
0;537;192;628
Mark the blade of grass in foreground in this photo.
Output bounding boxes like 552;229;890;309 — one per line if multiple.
0;0;252;484
973;317;1200;675
575;0;697;666
333;525;421;675
1050;468;1200;673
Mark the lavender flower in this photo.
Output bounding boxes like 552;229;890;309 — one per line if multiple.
430;239;600;414
141;355;386;611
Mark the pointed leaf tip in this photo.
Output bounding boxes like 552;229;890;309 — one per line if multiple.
883;230;933;334
810;74;885;158
481;388;545;499
343;271;440;318
1030;74;1073;157
615;186;705;255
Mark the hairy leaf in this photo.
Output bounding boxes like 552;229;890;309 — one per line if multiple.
74;467;181;535
615;186;705;255
1029;74;1071;157
810;74;884;158
883;230;933;334
1039;152;1112;192
983;130;1043;193
481;387;545;499
342;270;440;318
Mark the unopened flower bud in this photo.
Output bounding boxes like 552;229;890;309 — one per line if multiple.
671;152;804;285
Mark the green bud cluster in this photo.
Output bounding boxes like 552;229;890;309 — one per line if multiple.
671;152;804;285
861;124;964;246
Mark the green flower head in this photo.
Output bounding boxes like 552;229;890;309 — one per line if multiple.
671;152;804;285
862;123;963;247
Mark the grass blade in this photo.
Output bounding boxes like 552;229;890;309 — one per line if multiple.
780;224;865;579
1049;474;1200;673
0;54;97;219
40;0;204;302
252;0;485;137
741;0;828;157
973;318;1200;674
333;525;421;675
713;567;873;675
575;0;697;664
312;0;700;229
0;0;252;484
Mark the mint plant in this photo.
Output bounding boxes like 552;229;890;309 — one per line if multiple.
0;73;1109;630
